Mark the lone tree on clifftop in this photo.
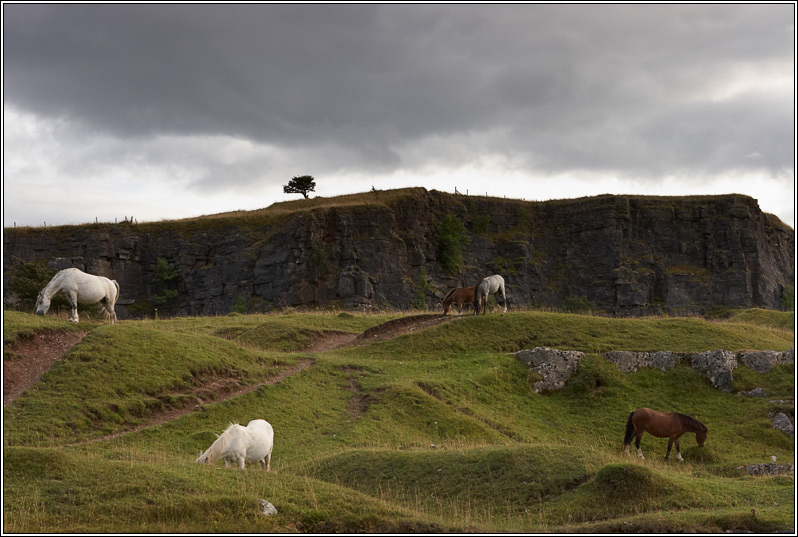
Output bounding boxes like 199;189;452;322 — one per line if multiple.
283;175;316;199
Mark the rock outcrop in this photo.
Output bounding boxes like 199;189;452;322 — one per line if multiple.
514;347;584;393
517;347;794;394
739;350;795;373
603;351;682;372
738;463;794;476
4;189;794;318
690;350;739;392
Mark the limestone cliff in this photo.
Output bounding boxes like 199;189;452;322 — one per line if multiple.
3;188;794;318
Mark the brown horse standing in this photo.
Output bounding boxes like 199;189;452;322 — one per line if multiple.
442;286;475;315
623;407;708;461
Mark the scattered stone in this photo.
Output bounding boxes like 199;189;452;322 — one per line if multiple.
691;349;737;392
772;413;794;436
259;500;278;516
739;388;768;398
515;347;584;393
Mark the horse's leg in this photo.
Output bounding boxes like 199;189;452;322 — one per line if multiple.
665;438;673;460
223;458;231;468
635;434;645;459
236;455;246;469
502;286;507;313
675;438;684;461
67;291;79;323
104;298;118;325
262;452;272;472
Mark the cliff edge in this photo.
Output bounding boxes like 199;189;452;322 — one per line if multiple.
3;188;794;317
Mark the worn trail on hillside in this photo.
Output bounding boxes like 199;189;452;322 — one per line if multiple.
7;313;458;443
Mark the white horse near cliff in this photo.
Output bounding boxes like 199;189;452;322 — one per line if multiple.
195;419;274;470
35;268;120;324
474;274;507;315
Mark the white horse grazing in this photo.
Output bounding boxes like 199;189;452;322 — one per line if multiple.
474;274;507;315
195;419;274;470
35;268;120;324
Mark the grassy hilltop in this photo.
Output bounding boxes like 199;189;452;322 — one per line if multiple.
3;308;795;533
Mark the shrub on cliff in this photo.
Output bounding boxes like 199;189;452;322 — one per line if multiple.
435;214;471;275
152;258;179;307
8;261;65;313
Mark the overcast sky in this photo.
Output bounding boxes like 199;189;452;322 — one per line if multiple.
3;4;795;229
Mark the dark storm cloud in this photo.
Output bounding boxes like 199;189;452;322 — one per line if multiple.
3;3;794;179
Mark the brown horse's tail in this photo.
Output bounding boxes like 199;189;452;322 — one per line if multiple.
443;288;457;303
623;411;636;446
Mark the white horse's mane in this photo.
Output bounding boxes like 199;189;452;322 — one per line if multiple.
197;422;240;464
40;268;70;297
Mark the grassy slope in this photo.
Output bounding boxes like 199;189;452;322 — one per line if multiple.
3;309;794;533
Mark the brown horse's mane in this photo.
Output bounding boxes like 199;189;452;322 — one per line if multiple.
676;413;707;432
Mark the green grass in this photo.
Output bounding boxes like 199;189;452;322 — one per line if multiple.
3;308;794;533
726;308;794;332
3;310;89;347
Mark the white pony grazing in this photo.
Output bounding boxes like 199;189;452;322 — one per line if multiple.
474;274;508;315
195;419;274;470
35;268;120;324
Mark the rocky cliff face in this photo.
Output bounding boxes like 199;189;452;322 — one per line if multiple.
3;188;794;318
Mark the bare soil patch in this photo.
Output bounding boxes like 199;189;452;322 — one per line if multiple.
4;329;88;406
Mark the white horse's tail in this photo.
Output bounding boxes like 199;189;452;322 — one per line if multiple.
102;279;121;324
196;423;238;464
474;279;489;314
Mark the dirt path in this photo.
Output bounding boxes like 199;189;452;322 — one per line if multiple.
300;313;457;352
6;313;457;441
73;358;314;445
